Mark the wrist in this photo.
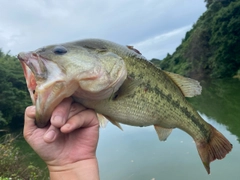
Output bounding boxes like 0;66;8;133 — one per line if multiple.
48;158;99;180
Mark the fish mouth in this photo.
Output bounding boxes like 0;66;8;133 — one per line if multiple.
18;52;79;128
18;52;48;80
18;52;46;104
18;52;50;127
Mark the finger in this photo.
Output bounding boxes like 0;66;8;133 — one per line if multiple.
68;102;87;119
43;103;87;143
43;124;60;143
50;97;73;128
23;106;37;140
61;109;99;133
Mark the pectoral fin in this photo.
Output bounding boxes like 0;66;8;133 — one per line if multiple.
154;125;173;141
163;71;202;97
112;76;142;100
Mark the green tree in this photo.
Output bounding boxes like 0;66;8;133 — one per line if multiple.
205;0;214;8
152;0;240;79
205;0;234;8
209;0;240;77
0;50;31;129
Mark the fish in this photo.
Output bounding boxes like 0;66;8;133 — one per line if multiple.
18;38;232;174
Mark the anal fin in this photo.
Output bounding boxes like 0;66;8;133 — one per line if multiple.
154;125;172;141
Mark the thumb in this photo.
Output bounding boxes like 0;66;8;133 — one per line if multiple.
23;106;37;140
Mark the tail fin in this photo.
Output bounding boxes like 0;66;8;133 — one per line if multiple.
196;125;232;174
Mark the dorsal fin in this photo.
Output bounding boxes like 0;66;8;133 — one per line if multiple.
126;45;142;55
163;71;202;97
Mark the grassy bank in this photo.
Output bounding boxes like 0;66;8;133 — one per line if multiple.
0;134;47;180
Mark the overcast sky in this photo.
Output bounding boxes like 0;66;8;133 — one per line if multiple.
0;0;206;60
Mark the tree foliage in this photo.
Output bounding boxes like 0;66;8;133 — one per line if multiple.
0;50;31;129
152;0;240;79
205;0;233;8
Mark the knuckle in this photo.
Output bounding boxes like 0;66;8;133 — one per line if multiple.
70;103;86;113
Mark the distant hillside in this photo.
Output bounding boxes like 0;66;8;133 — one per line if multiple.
0;50;31;129
151;0;240;80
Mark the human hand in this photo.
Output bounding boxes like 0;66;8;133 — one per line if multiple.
23;97;100;178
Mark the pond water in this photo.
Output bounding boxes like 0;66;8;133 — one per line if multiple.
6;79;240;180
97;78;240;180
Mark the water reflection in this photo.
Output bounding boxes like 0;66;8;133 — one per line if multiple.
97;79;240;180
188;78;240;142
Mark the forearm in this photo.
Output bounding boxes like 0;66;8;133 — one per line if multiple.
48;158;99;180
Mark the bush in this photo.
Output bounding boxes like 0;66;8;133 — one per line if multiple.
0;134;48;180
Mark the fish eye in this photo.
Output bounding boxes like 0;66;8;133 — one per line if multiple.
53;45;67;55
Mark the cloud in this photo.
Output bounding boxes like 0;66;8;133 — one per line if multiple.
133;25;192;59
0;27;23;53
0;0;206;58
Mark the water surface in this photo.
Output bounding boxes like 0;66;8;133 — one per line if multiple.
97;79;240;180
4;79;240;180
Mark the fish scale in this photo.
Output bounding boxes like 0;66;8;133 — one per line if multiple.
18;38;232;174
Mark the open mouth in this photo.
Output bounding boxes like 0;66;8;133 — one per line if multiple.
17;51;74;128
18;52;43;104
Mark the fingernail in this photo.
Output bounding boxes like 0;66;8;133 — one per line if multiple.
31;106;36;111
26;106;35;112
44;130;56;142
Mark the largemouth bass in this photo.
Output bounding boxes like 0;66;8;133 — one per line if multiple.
18;39;232;174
